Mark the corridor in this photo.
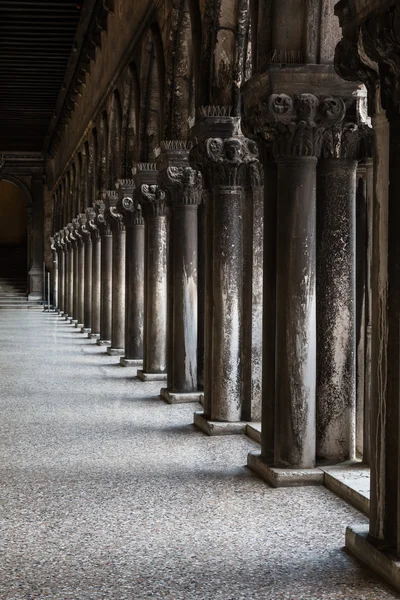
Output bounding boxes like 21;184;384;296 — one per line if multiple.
0;310;397;600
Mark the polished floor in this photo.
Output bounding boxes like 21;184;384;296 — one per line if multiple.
0;310;398;599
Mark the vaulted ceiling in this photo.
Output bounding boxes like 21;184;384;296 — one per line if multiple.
0;1;83;153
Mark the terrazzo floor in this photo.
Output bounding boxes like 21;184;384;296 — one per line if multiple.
0;309;398;600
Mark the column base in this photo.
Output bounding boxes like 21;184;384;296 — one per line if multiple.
75;323;84;329
160;388;202;404
81;328;91;334
96;339;111;346
137;370;167;382
346;524;400;593
106;347;125;356
247;451;324;487
64;315;70;321
89;333;100;339
120;357;143;367
69;318;78;325
194;411;247;436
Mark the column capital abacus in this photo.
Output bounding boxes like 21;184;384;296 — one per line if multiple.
190;109;259;187
104;190;125;232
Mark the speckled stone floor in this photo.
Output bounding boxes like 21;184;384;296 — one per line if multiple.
0;310;398;600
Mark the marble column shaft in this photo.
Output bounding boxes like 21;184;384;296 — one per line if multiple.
87;208;101;338
50;236;59;311
139;173;168;376
118;179;145;364
316;157;357;462
158;145;201;395
80;214;92;332
105;191;126;354
95;202;113;344
65;225;74;320
58;233;65;314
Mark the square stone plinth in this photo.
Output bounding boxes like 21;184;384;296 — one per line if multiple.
70;319;78;325
106;347;124;356
96;339;111;346
247;451;324;487
346;524;400;593
120;357;143;367
75;323;84;329
160;388;202;404
89;332;100;339
246;422;262;444
137;370;167;382
194;411;247;436
81;327;91;334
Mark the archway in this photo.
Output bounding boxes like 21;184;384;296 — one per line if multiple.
0;180;28;283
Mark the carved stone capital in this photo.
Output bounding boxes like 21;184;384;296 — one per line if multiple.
139;184;167;217
159;165;202;206
78;213;92;243
50;236;57;255
244;93;347;159
72;217;84;246
86;207;100;240
94;202;112;237
104;190;125;232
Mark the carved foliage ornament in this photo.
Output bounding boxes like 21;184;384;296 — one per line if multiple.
86;207;100;240
161;166;202;206
191;136;259;186
246;93;347;158
94;202;112;236
140;185;167;217
117;195;144;226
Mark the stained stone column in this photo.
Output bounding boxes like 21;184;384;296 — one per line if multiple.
242;163;264;422
72;218;84;329
50;235;59;311
69;221;79;325
65;224;75;322
105;191;126;356
117;178;145;368
28;175;44;300
243;89;347;485
86;208;101;339
80;213;92;334
158;143;202;403
137;175;168;381
316;152;358;462
63;227;71;319
58;231;66;315
95;202;113;346
190;112;259;434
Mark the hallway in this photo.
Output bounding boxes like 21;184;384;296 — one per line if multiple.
0;310;397;600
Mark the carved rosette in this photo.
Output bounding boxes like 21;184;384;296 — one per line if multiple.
117;195;144;226
86;207;100;240
139;184;167;218
104;190;125;232
246;93;347;159
94;202;112;237
159;166;203;207
191;136;259;187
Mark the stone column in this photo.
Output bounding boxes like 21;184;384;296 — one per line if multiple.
241;163;264;422
65;224;76;323
50;234;59;311
190;111;259;434
137;171;168;381
28;175;44;300
316;133;359;462
86;208;101;339
69;220;79;325
158;143;202;403
105;191;126;356
117;179;145;367
58;230;66;315
79;213;92;334
95;202;112;346
62;227;71;319
243;88;346;485
72;217;84;329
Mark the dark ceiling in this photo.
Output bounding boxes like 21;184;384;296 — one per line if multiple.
0;1;83;153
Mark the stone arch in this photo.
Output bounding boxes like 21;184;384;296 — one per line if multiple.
107;90;122;188
0;174;32;206
0;179;29;246
88;128;98;207
97;111;109;197
139;27;164;161
121;63;140;177
164;0;197;140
